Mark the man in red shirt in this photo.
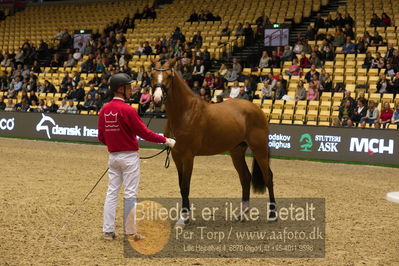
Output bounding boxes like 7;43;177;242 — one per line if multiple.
98;73;175;240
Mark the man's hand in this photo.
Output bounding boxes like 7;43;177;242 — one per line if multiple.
165;138;176;148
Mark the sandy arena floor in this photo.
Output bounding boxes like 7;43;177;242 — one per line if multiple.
0;138;398;265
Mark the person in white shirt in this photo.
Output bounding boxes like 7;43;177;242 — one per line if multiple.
65;100;77;114
57;99;68;113
229;81;241;98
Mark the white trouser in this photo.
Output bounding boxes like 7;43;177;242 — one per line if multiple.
103;151;140;234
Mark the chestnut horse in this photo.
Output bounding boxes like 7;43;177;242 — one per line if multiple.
151;59;276;225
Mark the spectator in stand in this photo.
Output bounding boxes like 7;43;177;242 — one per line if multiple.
229;81;241;98
191;80;201;95
66;100;77;114
385;63;397;78
274;81;286;100
43;80;57;93
269;50;281;68
381;13;391;27
320;40;334;61
192;59;205;83
74;81;86;102
305;64;319;82
334;13;346;27
235;23;244;37
89;73;102;86
313;74;323;95
204;72;214;90
191;31;203;48
370;13;381;27
284;58;301;76
351;98;368;126
344;12;354;27
15;98;30;112
28;90;38;105
391;103;399;126
361;100;379;128
377;74;388;94
236;87;249;100
4;98;14;111
324;14;334;28
379;102;393;128
48;99;58;113
314;13;325;30
306;25;316;41
337;99;354;127
362;52;374;69
243;22;254;46
340;91;356;108
333;27;345;47
370;31;383;47
299;52;310;68
260;80;273;104
221;22;231;37
309;52;322;68
343;24;355;40
307;81;319;101
321;73;332;92
385;43;396;60
138;87;151;115
341;37;356;54
281;46;293;62
231;58;242;74
371;52;385;69
258;51;271;69
142;41;152;55
391;51;399;67
295;80;306;101
0;96;5;110
28;99;40;112
78;94;96;111
293;40;303;55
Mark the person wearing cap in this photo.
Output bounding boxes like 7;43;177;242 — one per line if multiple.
98;73;176;241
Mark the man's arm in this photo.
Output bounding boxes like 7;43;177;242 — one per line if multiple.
129;107;167;143
97;110;106;145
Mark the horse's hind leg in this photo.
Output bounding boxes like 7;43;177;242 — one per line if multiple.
230;142;251;218
246;131;277;221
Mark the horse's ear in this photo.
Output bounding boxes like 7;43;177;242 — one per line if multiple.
169;57;177;67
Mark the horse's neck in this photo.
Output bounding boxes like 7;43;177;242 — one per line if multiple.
166;71;202;123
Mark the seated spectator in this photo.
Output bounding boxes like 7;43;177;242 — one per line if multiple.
385;43;396;60
204;72;214;90
198;88;208;100
43;80;57;93
306;25;316;40
94;93;103;111
4;98;15;111
78;94;96;111
313;74;323;94
340;91;356;109
235;23;244;36
334;13;345;27
305;64;319;82
314;13;325;30
224;65;238;82
281;46;293;62
344;12;354;27
229;81;241;98
64;54;76;67
324;14;334;28
191;31;203;48
388;72;399;93
258;51;271;68
292;40;303;55
142;41;152;55
371;52;385;69
0;96;5;110
236;87;249;100
28;100;40;112
377;74;388;94
284;58;301;76
381;13;391;27
351;99;368;125
320;40;334;61
15;98;30;112
370;14;381;27
215;94;223;103
391;103;399;126
379;102;393;128
65;100;77;114
48;99;58;113
260;80;273;104
362;52;374;69
75;81;86;102
213;71;225;92
333;27;345;47
309;52;322;68
337;99;354;127
295;80;306;101
344;24;355;40
232;58;242;74
341;36;356;54
191;80;201;94
384;63;397;78
138;87;151;114
370;31;383;47
192;59;205;83
221;22;231;37
274;81;286;100
361;100;379;128
243;23;254;46
307;82;319;101
299;52;310;68
321;73;332;92
28;90;38;105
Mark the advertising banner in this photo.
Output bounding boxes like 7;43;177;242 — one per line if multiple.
0;112;398;166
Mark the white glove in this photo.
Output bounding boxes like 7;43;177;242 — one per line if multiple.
165;138;176;148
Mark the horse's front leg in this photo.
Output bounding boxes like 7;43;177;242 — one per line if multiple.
173;151;194;227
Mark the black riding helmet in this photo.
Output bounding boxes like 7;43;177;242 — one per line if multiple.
109;73;134;92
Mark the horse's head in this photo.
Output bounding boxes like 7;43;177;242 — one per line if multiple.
151;58;176;104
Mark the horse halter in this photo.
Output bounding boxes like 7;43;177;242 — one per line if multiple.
152;67;174;98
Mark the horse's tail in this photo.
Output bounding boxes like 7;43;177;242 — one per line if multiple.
251;158;267;194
